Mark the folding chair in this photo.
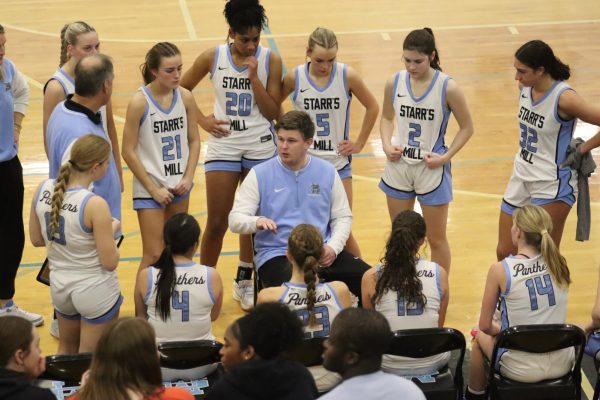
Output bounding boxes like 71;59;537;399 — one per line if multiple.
487;324;585;400
288;337;326;367
39;352;93;385
387;327;466;400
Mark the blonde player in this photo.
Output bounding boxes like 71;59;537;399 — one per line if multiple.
282;27;379;257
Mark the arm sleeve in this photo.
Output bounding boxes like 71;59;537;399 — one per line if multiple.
11;69;29;115
326;172;352;255
228;169;261;234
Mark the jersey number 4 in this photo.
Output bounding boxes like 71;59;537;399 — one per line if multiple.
172;290;190;322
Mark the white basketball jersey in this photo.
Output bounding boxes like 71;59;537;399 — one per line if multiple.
376;259;449;375
292;62;352;170
34;179;104;274
497;255;572;380
133;87;189;199
210;44;273;147
513;82;576;181
375;259;442;330
500;254;568;328
279;282;344;339
46;68;109;134
392;70;451;165
145;262;215;343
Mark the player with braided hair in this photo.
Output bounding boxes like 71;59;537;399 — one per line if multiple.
29;134;121;354
362;210;449;375
43;21;122;188
258;223;352;391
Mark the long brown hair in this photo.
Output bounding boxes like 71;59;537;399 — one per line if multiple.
77;318;163;400
372;210;427;308
288;224;323;327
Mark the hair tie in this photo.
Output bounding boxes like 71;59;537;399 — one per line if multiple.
540;229;548;235
68;160;76;167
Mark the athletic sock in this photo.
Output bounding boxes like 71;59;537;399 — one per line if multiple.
464;386;486;400
235;261;253;282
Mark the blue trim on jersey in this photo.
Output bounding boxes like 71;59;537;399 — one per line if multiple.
58;68;75;86
501;259;512;295
326;282;345;309
531;80;560;107
49;76;68;97
292;66;300;102
500;296;510;331
392;72;400;104
279;284;291;303
226;45;262;73
84;294;123;324
495;347;509;372
435;263;443;298
140;101;149;126
407;69;440;103
144;268;153;303
554;114;576;168
343;91;352;142
175;262;196;268
285;282;308;289
552;86;574;124
142;86;179;115
210;45;220;79
305;62;337;93
265;48;271;78
206;266;216;304
342;64;351;101
337;162;352;179
79;193;94;234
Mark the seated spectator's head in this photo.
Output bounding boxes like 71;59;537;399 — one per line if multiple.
0;316;45;379
220;302;303;371
322;308;392;376
76;317;162;400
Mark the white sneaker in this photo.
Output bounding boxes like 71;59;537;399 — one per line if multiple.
50;314;60;338
0;301;44;327
233;280;254;311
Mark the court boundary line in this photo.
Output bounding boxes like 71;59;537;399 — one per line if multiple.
2;18;599;44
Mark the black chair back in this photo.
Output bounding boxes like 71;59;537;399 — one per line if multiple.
39;352;93;384
387;327;466;400
158;339;222;369
487;324;586;400
288;337;326;367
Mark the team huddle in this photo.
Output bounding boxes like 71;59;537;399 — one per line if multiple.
3;0;600;399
